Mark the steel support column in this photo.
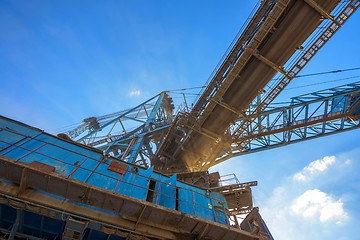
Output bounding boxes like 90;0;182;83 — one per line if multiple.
8;209;22;240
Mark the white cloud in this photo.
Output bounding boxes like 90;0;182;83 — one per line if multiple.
293;172;307;182
345;159;352;165
129;89;141;97
291;189;348;223
293;156;336;182
258;154;355;240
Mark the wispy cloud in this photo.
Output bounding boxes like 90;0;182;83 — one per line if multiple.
293;156;336;182
291;189;347;224
129;89;141;97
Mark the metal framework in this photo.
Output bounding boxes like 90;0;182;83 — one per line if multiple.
191;0;290;123
153;0;359;173
0;117;258;240
232;0;359;138
154;0;360;173
64;81;360;172
1;1;359;239
65;92;174;168
59;1;360;174
0;158;255;240
214;81;360;165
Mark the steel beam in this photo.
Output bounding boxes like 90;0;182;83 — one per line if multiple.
8;209;22;240
126;93;166;165
253;51;288;76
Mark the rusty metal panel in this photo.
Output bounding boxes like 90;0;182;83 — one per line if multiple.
108;160;128;175
224;188;253;215
29;161;55;173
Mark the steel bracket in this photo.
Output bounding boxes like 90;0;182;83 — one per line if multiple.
303;0;342;27
253;51;287;76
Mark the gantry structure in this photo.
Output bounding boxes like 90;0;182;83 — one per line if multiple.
0;0;359;239
68;81;360;171
67;0;360;173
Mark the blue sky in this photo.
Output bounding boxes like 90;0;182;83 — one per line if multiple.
1;1;360;239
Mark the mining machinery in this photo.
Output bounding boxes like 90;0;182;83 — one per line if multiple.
0;0;359;239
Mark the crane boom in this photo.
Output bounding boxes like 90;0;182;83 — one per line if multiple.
154;0;359;173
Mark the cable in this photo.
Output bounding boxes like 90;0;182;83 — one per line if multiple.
169;92;202;96
271;67;360;81
169;67;360;94
296;67;360;78
284;76;360;91
168;86;206;92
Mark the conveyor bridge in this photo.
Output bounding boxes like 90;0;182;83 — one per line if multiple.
154;0;359;173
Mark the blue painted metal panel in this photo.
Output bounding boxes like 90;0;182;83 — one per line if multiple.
0;116;231;224
0;204;65;240
155;174;176;209
331;96;348;113
193;191;214;222
116;166;153;200
0;118;41;140
0;203;145;240
71;168;92;182
178;187;195;215
176;181;208;216
1;204;16;229
81;157;101;174
41;216;65;238
210;192;229;225
0;130;24;150
87;172;118;190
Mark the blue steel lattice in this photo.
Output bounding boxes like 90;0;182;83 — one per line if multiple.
63;81;360;170
213;81;360;164
65;92;174;167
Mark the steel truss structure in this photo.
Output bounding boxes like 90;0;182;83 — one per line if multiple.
65;92;174;168
66;81;360;170
215;81;360;164
2;1;359;239
63;1;360;174
154;0;360;173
